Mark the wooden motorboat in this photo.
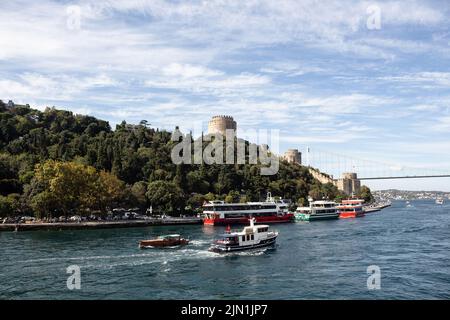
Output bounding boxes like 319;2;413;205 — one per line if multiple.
139;234;189;249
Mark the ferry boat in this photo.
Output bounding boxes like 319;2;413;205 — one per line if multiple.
337;199;365;218
295;198;339;221
209;218;278;253
139;234;189;249
202;193;294;226
436;198;444;205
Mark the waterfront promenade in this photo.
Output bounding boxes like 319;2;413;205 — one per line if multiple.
0;217;203;232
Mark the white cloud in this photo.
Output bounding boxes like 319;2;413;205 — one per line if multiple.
409;104;440;112
431;116;450;132
0;73;120;102
380;72;450;88
162;63;223;78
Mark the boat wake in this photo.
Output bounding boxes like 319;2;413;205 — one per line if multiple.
14;238;276;271
208;246;276;257
189;239;210;246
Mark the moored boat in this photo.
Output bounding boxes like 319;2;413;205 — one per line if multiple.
209;218;278;253
295;199;339;221
202;193;294;226
436;198;444;205
139;234;189;249
337;199;365;218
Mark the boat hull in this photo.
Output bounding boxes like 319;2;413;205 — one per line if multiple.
209;236;277;253
295;212;339;221
203;214;293;226
363;207;380;213
339;211;365;219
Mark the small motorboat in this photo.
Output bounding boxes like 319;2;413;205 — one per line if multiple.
209;218;278;253
139;234;189;249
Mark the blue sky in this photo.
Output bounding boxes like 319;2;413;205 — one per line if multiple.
1;0;450;191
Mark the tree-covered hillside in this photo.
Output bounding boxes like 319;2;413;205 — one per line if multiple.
0;100;346;218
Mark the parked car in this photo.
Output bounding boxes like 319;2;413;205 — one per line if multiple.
2;217;17;224
20;216;35;223
69;215;81;222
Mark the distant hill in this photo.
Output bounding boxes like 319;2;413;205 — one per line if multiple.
373;189;450;200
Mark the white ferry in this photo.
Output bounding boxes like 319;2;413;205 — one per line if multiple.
295;198;339;221
209;218;278;253
203;193;294;226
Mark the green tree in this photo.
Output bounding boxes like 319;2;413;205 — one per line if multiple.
95;170;125;211
0;194;20;217
225;190;240;203
186;193;206;213
31;160;125;217
146;180;184;215
131;181;148;208
357;185;374;203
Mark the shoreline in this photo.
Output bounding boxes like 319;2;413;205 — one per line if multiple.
0;217;203;232
1;203;393;232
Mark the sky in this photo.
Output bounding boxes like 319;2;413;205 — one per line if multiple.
1;0;450;191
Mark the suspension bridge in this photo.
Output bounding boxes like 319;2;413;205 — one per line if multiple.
303;147;450;181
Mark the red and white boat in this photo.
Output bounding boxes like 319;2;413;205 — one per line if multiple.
202;193;294;226
337;199;365;219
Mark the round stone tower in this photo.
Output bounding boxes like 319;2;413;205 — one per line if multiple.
207;115;237;136
283;149;302;164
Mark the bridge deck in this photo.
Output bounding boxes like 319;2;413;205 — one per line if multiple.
359;175;450;180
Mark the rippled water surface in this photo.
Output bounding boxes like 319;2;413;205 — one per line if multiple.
1;200;449;299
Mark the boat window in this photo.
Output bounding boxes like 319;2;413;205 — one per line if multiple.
242;235;245;242
251;234;254;240
246;235;250;241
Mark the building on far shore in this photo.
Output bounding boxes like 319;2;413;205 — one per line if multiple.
283;149;302;164
207;115;237;136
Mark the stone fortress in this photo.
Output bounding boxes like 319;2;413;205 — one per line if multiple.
281;148;361;195
206;115;361;195
283;149;302;164
207;115;237;136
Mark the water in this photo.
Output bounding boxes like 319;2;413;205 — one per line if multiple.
1;200;449;299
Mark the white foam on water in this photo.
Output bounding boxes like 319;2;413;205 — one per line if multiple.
189;239;210;246
16;252;159;264
15;241;272;271
79;247;224;269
